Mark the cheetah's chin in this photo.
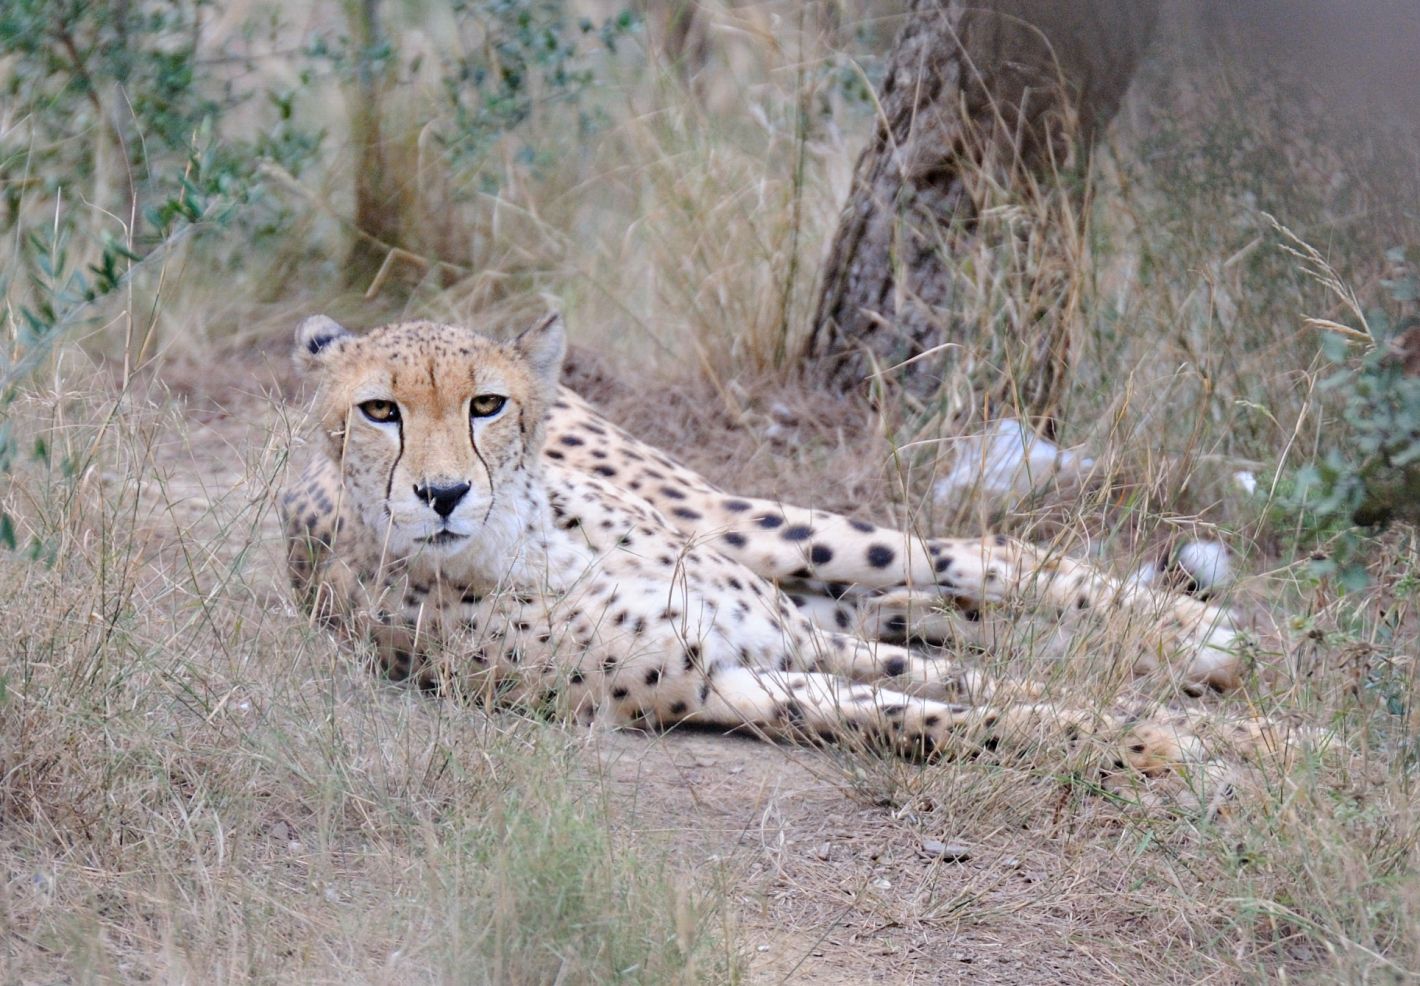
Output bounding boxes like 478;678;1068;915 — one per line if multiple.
417;530;471;548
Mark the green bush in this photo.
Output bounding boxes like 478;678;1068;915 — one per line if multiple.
1281;247;1420;587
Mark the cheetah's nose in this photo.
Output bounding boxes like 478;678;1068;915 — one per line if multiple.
414;481;471;518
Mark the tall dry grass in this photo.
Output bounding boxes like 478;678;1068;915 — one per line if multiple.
3;0;1420;981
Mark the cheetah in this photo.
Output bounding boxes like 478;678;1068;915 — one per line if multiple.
279;313;1263;779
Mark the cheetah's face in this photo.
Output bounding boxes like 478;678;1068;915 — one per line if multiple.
294;314;565;559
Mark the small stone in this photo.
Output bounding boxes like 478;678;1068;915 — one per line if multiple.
756;944;771;953
812;842;831;861
870;876;892;891
920;839;971;862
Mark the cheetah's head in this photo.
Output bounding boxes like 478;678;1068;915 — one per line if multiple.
294;314;565;563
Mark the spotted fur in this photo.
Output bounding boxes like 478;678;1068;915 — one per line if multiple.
279;315;1261;779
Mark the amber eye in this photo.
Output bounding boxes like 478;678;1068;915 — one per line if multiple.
470;394;507;418
358;399;400;423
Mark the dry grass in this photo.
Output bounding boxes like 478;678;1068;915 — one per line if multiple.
4;1;1420;982
0;377;739;983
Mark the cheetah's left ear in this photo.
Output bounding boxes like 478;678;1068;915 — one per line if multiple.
513;312;566;390
294;315;354;372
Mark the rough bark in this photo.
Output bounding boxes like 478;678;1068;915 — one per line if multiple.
345;0;405;287
808;0;1161;419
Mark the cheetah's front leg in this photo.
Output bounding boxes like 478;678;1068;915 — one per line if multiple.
793;630;1045;705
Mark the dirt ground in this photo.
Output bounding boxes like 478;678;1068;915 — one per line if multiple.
146;336;1220;985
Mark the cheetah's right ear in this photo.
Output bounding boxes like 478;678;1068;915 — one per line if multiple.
513;312;566;391
294;315;354;372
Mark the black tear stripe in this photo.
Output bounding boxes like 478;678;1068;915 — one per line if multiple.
469;406;497;524
385;417;405;505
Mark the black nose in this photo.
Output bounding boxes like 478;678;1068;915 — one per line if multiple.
414;481;471;518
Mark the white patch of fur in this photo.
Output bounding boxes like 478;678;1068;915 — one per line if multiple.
1176;540;1234;592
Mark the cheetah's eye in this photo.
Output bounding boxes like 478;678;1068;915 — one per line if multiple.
358;399;401;423
470;394;507;418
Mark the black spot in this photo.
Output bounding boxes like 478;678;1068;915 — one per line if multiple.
756;513;784;529
994;534;1009;546
962;608;981;622
788;594;806;607
559;435;585;447
924;714;940;727
834;608;851;629
387;649;414;679
722;532;747;548
727;576;744;590
884;656;907;677
644;666;662;686
698;681;711;703
884;615;907;635
546;449;565;460
724;499;752;512
569;671;585;684
849;519;875;533
789;567;811;580
809;544;834;565
593;465;617;477
659;485;687;500
611;686;629;700
672;507;702;520
1076;595;1090;609
866;544;895;568
782;525;812;542
934;556;953;573
668;701;688;715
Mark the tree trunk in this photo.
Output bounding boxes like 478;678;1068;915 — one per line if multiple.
807;0;1160;422
345;0;405;287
